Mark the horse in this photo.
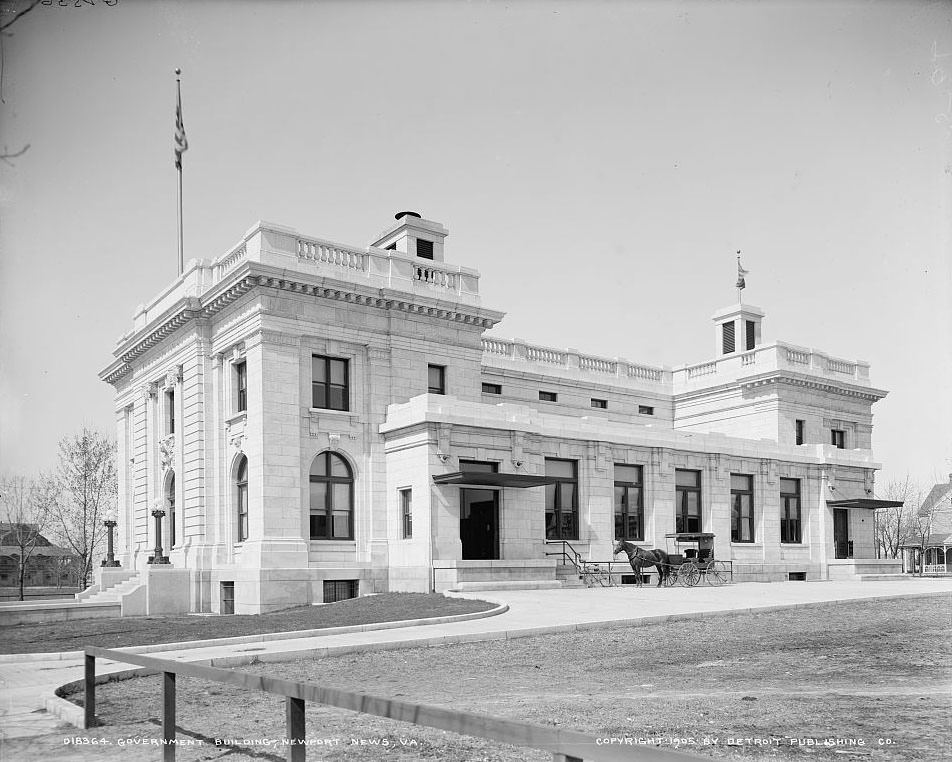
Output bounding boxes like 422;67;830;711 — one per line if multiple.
613;540;670;587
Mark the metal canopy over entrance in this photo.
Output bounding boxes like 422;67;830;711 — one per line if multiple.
826;499;905;510
432;472;556;489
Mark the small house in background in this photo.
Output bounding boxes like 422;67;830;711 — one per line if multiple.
0;523;80;590
899;476;952;574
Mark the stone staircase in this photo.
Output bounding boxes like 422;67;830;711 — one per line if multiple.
555;562;586;588
79;571;144;605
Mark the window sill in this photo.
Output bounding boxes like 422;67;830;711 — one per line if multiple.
730;542;761;547
226;411;247;426
309;539;356;545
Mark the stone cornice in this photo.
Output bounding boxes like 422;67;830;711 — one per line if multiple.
673;370;888;404
101;262;505;386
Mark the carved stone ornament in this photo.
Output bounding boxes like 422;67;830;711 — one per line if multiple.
327;433;341;451
165;365;183;390
159;434;175;472
140;383;158;401
230;432;245;452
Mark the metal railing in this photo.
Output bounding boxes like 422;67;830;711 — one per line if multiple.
82;646;706;762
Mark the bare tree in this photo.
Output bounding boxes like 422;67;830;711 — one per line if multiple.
874;476;921;559
43;429;117;589
0;475;50;600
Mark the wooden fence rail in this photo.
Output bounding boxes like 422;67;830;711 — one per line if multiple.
84;646;707;762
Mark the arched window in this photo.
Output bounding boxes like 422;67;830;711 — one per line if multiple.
309;452;353;540
166;473;176;548
236;455;249;542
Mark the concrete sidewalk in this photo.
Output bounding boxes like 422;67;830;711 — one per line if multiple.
1;578;950;745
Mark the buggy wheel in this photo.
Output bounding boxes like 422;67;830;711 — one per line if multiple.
706;561;729;586
678;563;700;587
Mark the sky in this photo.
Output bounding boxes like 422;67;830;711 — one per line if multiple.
0;0;950;490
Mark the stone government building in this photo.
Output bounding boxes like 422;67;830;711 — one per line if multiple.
96;212;902;614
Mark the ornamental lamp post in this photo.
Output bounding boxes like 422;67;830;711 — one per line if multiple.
149;499;170;565
102;508;121;567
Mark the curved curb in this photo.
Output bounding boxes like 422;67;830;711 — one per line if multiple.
47;589;951;730
0;600;508;664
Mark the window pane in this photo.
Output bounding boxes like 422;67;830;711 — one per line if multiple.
329;359;347;386
675;469;700;487
237;456;247;482
731;474;751;491
686;491;700;517
312;356;326;383
329;453;350;478
332;483;351;512
312;384;327;409
460;460;498;474
545;508;557;539
329;385;346;411
545;459;575;479
614;464;641;484
545;483;557;510
332;511;351;538
560;482;576;509
780;478;799;495
428;365;444;392
309;481;327;509
310;513;327;538
310;455;327;478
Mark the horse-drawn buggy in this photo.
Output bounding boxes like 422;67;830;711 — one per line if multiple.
612;533;732;587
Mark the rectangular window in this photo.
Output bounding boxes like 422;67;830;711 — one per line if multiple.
416;239;434;259
481;382;502;395
539;391;558;402
796;419;805;445
165;390;175;435
745;320;756;350
722;321;735;354
428;364;446;395
234;361;247;413
614;464;644;541
323;579;359;603
591;398;607;409
545;459;578;540
312;356;349;411
780;478;802;544
638;405;654;416
831;429;845;449
675;469;702;534
730;473;754;543
400;489;412;539
385;242;397;251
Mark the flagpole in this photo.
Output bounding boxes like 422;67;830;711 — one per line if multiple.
175;68;184;276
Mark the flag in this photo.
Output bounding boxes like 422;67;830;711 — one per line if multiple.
736;252;749;290
174;83;188;170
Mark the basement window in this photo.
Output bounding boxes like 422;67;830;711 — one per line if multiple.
323;580;359;603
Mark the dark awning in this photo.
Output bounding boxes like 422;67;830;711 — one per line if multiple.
664;532;716;541
827;499;905;510
432;472;557;489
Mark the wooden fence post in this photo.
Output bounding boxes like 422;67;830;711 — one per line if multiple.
286;696;306;762
84;652;95;729
163;671;176;762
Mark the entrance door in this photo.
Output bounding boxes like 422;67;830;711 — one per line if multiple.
833;508;851;559
460;488;499;560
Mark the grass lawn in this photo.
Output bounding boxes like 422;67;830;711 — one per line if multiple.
0;593;496;653
42;593;952;762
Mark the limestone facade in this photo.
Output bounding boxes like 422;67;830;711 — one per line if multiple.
101;213;893;613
